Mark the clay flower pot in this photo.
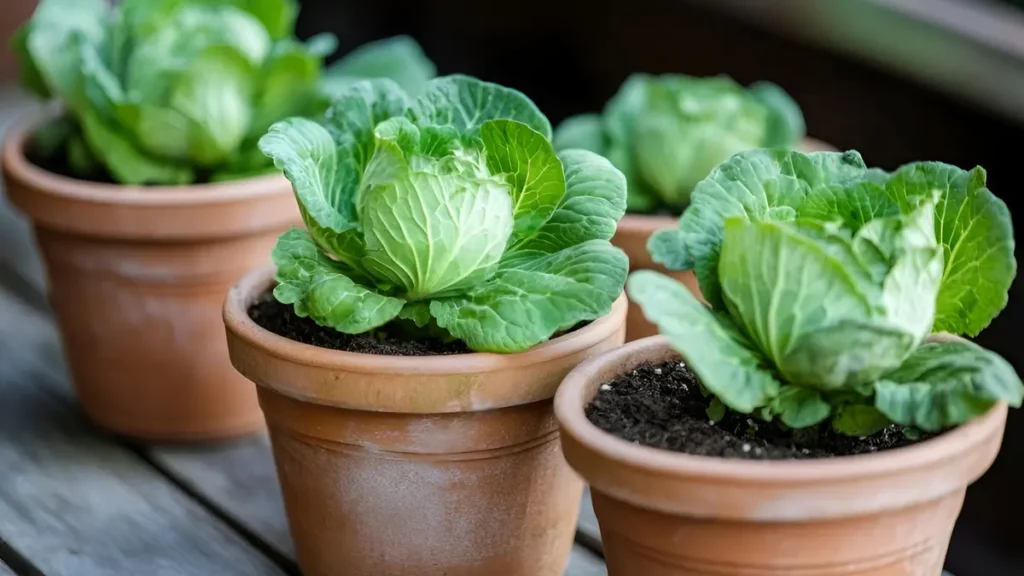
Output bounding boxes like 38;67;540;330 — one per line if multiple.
223;266;628;576
555;335;1007;576
2;119;299;440
614;137;837;341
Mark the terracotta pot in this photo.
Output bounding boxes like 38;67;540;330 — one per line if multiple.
555;334;1007;576
2;118;299;440
614;136;837;341
223;266;628;576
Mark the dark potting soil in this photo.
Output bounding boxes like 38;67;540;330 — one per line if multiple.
249;292;471;356
586;361;928;460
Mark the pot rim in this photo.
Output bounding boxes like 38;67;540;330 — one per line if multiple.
2;114;287;205
224;264;630;376
555;334;1008;485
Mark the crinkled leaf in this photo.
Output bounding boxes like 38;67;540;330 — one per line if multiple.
430;240;627;353
797;180;899;231
663;149;882;309
885;163;1015;337
627;270;781;412
552;114;605;153
272;228;404;333
646;228;690;271
322;78;410;170
749;81;806;148
397;302;433;328
373;117;421;155
874;341;1023;432
324;35;436;97
770;385;831;428
410;75;551;140
360;118;420;194
719;218;918;389
259;118;366;270
480;119;565;242
503;149;627;265
419;125;461;158
832;404;891;436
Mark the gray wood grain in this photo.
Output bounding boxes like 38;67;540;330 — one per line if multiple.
0;290;287;576
146;437;293;558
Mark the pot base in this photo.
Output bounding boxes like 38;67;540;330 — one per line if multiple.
81;403;266;442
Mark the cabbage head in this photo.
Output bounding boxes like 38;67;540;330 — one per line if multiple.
631;149;1021;434
552;74;804;212
14;0;436;184
260;76;629;353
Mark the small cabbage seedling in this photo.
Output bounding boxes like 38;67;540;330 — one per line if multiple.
259;75;629;354
552;74;804;213
14;0;436;185
630;148;1021;435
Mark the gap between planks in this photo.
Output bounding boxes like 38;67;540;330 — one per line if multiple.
0;288;288;576
0;537;41;576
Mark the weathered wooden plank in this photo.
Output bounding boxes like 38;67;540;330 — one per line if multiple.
0;290;287;576
146;437;293;558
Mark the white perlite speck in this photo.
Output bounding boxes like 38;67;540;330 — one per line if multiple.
742;444;751;453
599;384;611;391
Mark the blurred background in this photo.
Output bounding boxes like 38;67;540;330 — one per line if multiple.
2;1;1023;573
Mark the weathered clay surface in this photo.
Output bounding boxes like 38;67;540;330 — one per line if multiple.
224;267;627;576
614;137;836;342
555;335;1007;576
3;118;299;440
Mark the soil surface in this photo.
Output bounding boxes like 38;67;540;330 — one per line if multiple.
586;361;926;460
249;292;471;356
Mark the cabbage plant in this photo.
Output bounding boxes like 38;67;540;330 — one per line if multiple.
552;74;805;213
630;149;1021;434
14;0;436;185
260;75;629;353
